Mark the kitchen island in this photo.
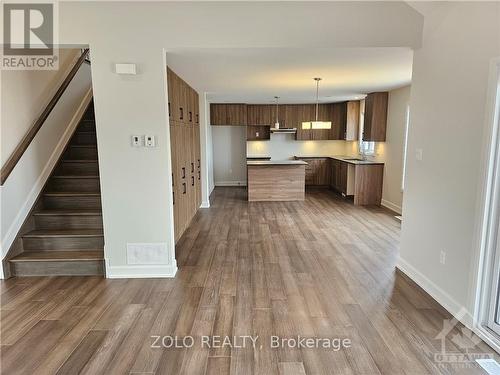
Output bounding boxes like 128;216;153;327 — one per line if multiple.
247;160;307;201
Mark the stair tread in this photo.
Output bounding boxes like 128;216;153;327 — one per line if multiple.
10;250;103;262
44;191;101;196
52;175;99;179
34;209;102;216
69;145;97;148
23;229;104;238
62;159;98;163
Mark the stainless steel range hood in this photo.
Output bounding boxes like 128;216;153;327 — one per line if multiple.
270;128;297;134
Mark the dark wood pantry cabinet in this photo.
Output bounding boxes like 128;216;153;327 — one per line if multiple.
167;67;202;243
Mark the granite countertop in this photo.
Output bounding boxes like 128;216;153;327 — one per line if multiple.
246;156;272;160
247;160;308;166
294;155;384;166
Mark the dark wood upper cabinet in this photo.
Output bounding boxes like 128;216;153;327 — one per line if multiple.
168;67;199;126
309;104;332;140
330;102;347;140
295;104;315;140
210;104;247;126
345;101;360;141
276;104;298;128
363;92;388;141
247;125;270;141
210;104;226;125
247;105;273;126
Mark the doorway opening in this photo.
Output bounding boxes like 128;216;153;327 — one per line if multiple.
475;59;500;352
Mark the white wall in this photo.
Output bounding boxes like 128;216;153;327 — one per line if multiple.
382;85;411;213
1;62;92;269
247;136;347;160
213;126;247;186
200;95;214;206
57;1;423;277
91;44;176;278
1;49;80;165
399;2;500;325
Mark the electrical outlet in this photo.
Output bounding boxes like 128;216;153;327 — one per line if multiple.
145;135;156;147
131;135;142;147
416;148;423;161
440;250;446;265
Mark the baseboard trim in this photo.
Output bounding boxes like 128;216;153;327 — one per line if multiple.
397;257;473;329
201;200;210;208
1;89;93;267
215;181;247;187
381;199;402;215
105;260;178;278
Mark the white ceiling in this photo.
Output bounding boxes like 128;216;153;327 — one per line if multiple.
167;47;413;104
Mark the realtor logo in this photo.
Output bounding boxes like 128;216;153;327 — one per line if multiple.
2;2;58;69
434;308;493;370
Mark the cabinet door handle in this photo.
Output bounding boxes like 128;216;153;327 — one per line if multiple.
182;182;186;194
191;176;194;186
189;111;193;122
196;114;199;123
168;102;171;116
198;170;200;180
197;159;200;168
172;173;174;186
173;191;175;205
180;107;184;120
181;167;186;179
191;162;194;173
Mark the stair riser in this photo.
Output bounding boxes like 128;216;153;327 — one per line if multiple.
64;147;98;159
12;260;104;276
44;195;101;209
77;121;95;132
83;111;94;121
56;162;99;175
47;178;100;192
23;236;104;250
35;215;103;230
71;132;97;145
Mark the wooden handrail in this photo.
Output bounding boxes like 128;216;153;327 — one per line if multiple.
0;48;90;185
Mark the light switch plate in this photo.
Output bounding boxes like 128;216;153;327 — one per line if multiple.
131;135;142;147
145;135;156;147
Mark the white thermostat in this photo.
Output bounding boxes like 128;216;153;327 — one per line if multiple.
115;63;136;75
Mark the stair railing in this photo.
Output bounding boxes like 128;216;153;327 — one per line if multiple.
0;48;90;185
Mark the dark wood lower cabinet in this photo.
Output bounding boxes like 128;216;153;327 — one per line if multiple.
170;121;202;243
296;158;331;186
297;156;383;205
330;159;348;194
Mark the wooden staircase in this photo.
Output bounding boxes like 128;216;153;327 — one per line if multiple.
9;103;105;276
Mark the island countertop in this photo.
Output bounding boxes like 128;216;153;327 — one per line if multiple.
294;155;384;166
247;160;308;166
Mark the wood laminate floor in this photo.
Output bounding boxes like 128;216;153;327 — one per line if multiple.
0;187;496;374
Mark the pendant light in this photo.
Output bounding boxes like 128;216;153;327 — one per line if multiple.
274;96;280;129
302;78;331;130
